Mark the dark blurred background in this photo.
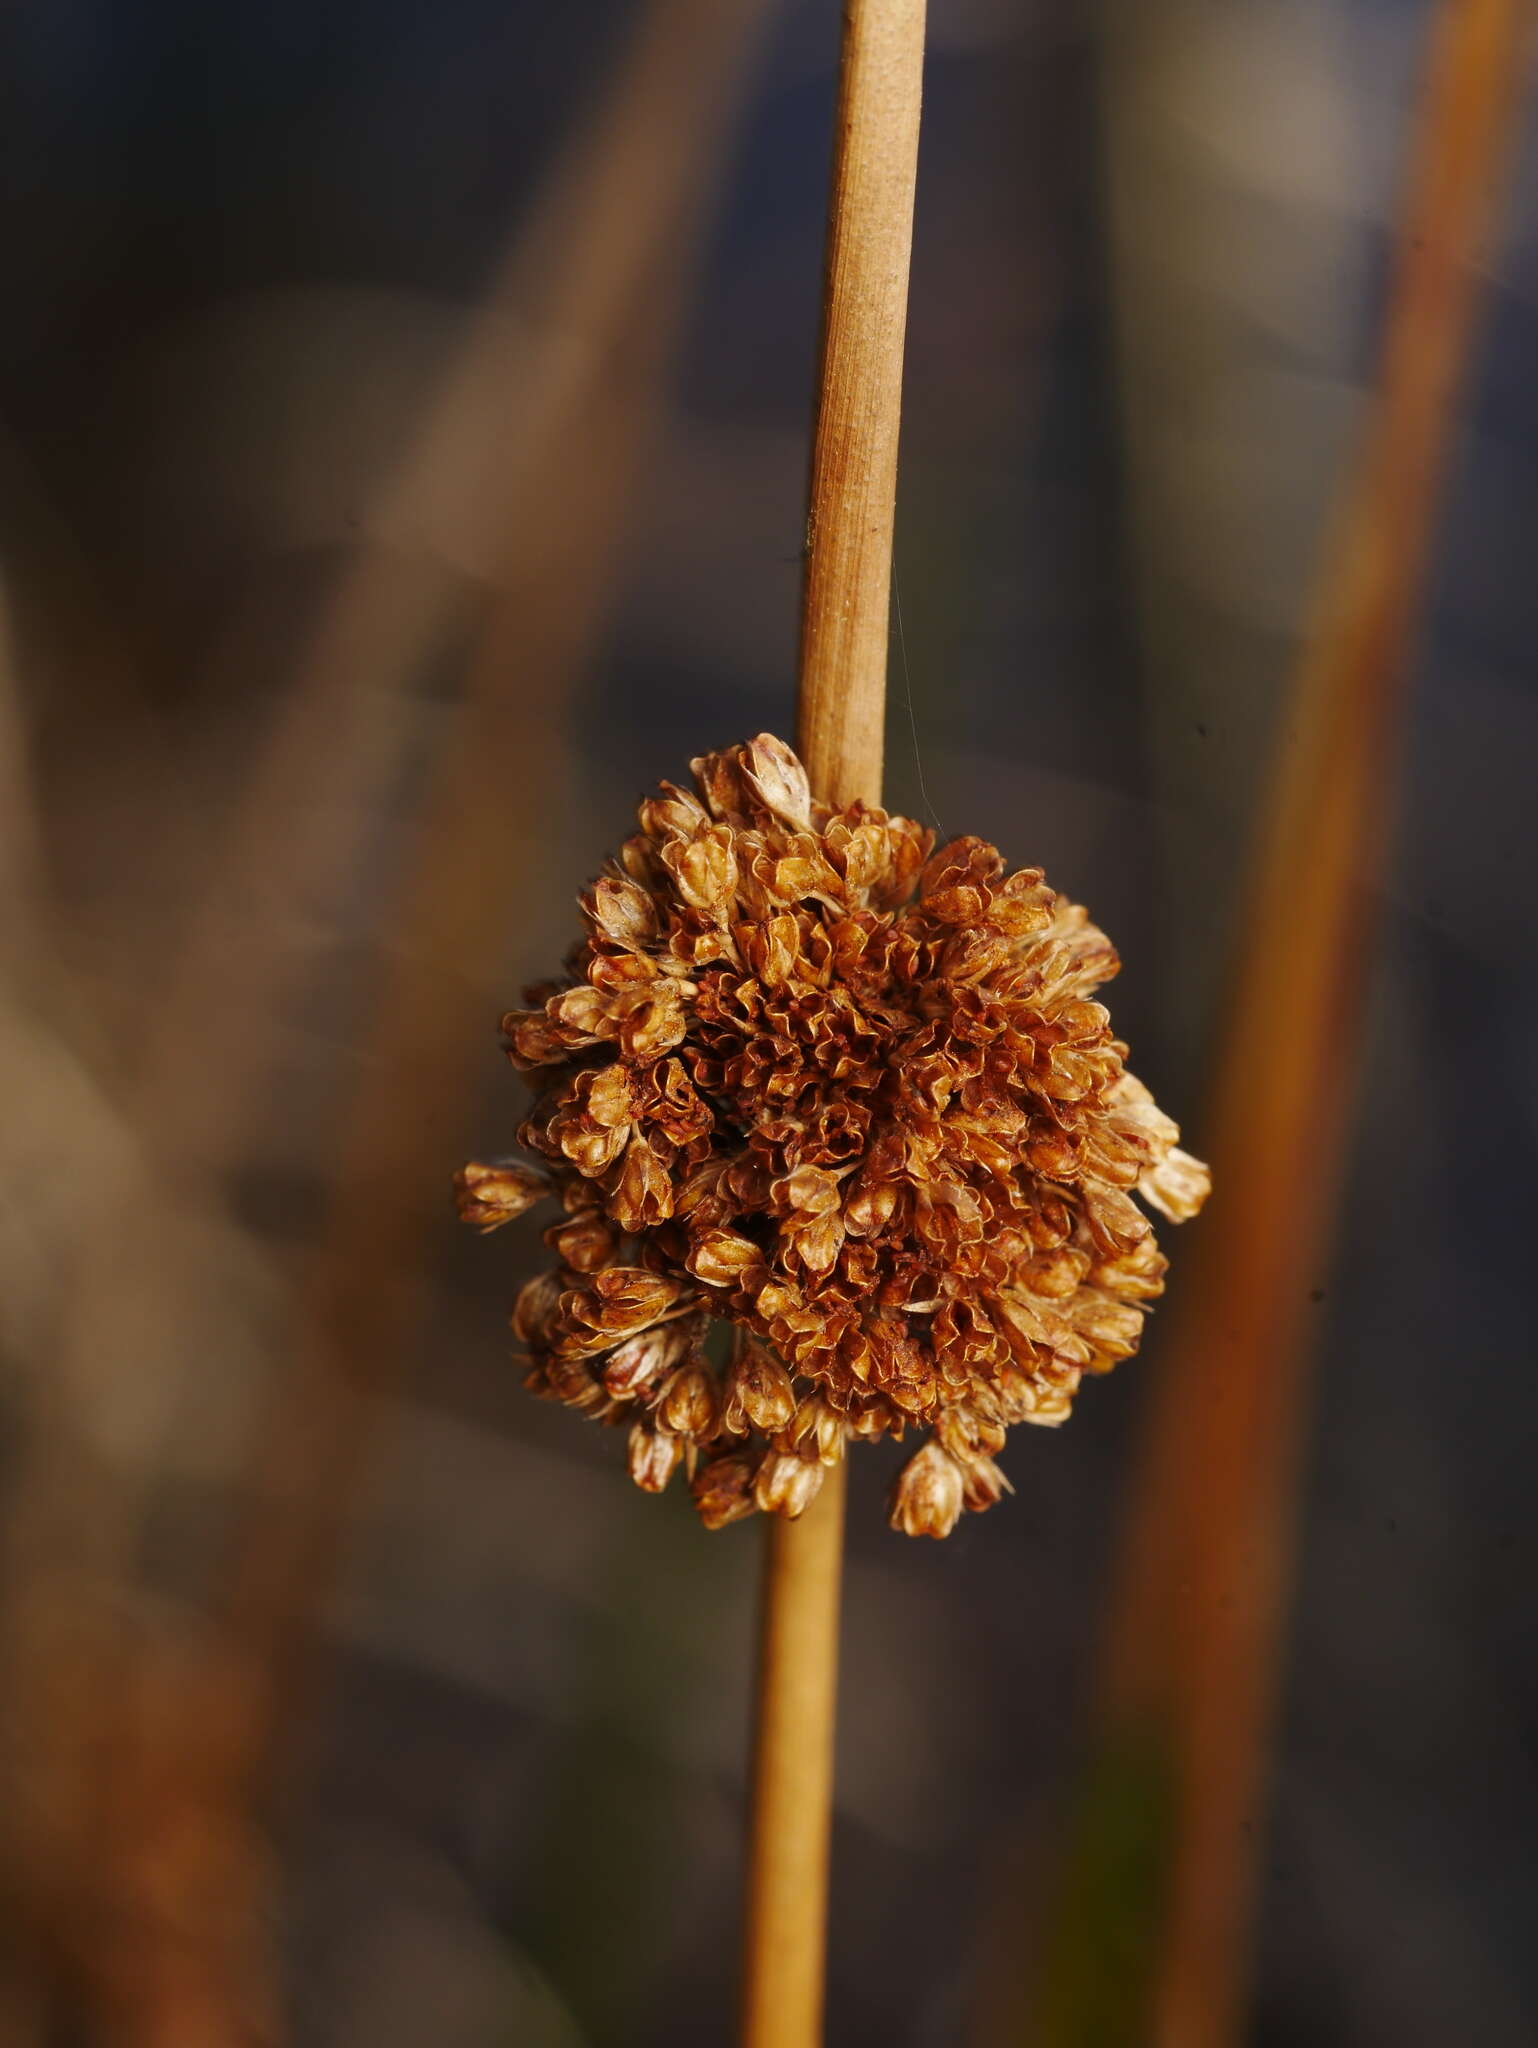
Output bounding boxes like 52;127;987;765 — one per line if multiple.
2;2;1535;2043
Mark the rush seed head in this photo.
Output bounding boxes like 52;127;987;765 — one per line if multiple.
461;735;1209;1535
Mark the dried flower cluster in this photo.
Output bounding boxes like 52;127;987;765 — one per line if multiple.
457;735;1208;1536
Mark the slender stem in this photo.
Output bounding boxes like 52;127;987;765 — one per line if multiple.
742;1463;849;2048
796;0;926;815
740;5;925;2046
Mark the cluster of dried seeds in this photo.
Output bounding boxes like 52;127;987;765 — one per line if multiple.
457;735;1209;1536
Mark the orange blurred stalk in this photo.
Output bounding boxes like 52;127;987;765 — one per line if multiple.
0;3;770;2041
221;0;771;1721
1079;3;1532;2043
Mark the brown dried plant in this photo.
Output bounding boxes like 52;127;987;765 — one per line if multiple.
459;733;1208;1537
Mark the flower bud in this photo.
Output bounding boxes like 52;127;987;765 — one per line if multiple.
1138;1145;1212;1223
511;1269;563;1345
889;1443;964;1539
843;1176;897;1238
611;1135;674;1232
687;1229;763;1290
753;1451;824;1520
453;1161;552;1232
545;1354;604;1413
1026;1132;1080;1178
783;1392;847;1467
658;1360;721;1440
615;981;689;1061
722;1344;796;1434
628;1422;681;1494
1071;1291;1144;1370
581;874;659;947
690;748;754;822
638;782;709;841
691;1453;758;1530
503;1011;565;1066
936;1401;1007;1462
1020;1382;1073;1427
845;1401;889;1443
546;1211;619;1271
663;825;738;913
546;984;618;1042
742;913;799;987
957;1451;1012;1513
549;1268;694;1361
602;1323;689;1399
742;732;812;830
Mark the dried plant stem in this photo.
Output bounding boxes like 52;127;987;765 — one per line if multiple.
795;0;925;812
1094;4;1531;2044
743;1462;849;2048
741;6;925;2046
0;2;769;2039
223;0;770;1700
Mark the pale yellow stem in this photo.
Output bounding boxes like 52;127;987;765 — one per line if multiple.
740;4;926;2045
796;0;926;815
741;1463;850;2048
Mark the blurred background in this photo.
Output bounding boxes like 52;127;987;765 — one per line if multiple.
2;1;1535;2042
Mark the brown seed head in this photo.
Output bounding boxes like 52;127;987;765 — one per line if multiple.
463;736;1210;1533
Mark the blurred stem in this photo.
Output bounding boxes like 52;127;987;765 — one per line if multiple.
1045;4;1532;2045
741;5;925;2045
223;0;770;1721
0;1;771;2040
